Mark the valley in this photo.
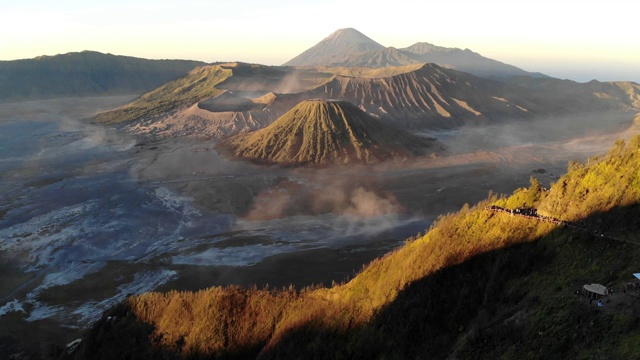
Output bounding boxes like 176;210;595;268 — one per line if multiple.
0;26;639;359
0;94;637;355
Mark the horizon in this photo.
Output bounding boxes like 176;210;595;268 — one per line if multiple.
2;0;639;83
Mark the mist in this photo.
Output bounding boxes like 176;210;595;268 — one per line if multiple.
427;110;634;155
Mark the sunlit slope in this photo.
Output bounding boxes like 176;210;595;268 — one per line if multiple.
94;61;639;137
95;65;233;124
538;138;640;224
283;28;385;67
75;135;640;357
218;99;436;166
93;62;335;126
303;63;535;127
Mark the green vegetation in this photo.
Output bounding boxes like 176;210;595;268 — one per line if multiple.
0;51;204;102
219;99;436;166
95;66;232;124
71;136;640;359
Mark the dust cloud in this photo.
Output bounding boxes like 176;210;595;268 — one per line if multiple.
244;177;403;221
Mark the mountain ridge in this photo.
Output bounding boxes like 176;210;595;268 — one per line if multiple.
284;28;547;79
0;51;205;102
108;62;640;140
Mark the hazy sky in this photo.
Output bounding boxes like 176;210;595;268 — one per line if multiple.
2;0;639;82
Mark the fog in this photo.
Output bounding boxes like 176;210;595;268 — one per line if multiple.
428;111;633;155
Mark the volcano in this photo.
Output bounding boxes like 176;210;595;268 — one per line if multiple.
218;99;437;166
283;28;385;67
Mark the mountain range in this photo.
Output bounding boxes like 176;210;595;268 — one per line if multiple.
284;28;547;79
97;61;640;142
0;51;204;102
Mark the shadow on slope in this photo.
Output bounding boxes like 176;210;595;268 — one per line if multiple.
53;136;640;359
62;201;640;360
261;203;640;359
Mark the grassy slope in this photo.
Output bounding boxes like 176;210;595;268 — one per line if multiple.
72;135;640;359
94;65;232;124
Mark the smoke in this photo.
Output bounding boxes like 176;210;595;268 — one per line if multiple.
273;71;310;94
243;177;403;221
235;175;426;247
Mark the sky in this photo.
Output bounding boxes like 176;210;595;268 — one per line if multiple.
2;0;639;83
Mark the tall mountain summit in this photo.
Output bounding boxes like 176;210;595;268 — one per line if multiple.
283;28;385;67
284;28;546;79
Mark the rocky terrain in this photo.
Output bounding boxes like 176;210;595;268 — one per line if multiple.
218;99;438;166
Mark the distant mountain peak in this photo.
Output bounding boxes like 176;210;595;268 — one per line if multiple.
325;28;382;45
284;29;547;79
283;28;384;67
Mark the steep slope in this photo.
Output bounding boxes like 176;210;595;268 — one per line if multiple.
283;28;544;79
0;51;204;102
95;65;233;124
301;63;538;128
283;28;385;67
73;135;640;359
218;99;436;166
288;64;639;130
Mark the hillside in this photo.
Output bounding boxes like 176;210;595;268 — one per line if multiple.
94;62;333;128
506;76;640;111
283;28;544;79
95;65;233;124
301;63;537;128
0;51;204;102
97;61;639;141
218;99;436;166
69;134;640;358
